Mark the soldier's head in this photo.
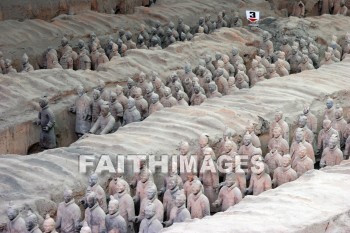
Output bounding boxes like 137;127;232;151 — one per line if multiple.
86;192;97;209
25;211;38;232
282;154;292;167
43;214;55;233
108;196;119;215
93;89;101;101
63;189;73;203
7;202;19;221
145;203;156;220
175;193;186;208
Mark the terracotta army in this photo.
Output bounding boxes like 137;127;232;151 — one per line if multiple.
163;176;183;220
252;68;266;86
84;192;106;233
261;31;274;57
60;51;74;69
4;59;17;74
214;68;229;95
164;193;191;227
290;128;315;165
96;79;109;102
177;91;189;106
216;12;227;29
139;203;163;233
87;173;107;212
275;59;289;77
332;106;347;148
205;14;215;33
122;97;141;126
136;35;148;49
248;59;259;86
110;43;121;60
21;53;34;72
137;72;149;96
196;17;209;34
293;115;314;144
154;77;166;99
280;37;292;58
232;155;246;197
208;82;222;98
125;31;137;50
232;11;242;27
294;145;314;177
200;147;219;212
161;87;178;107
78;50;91;70
298;54;314;71
190;83;207;105
149;36;162;50
178;141;196;182
205;54;216;75
196;133;211;168
168;72;183;97
144;83;155;107
80;222;91;233
287;46;301;74
168;21;179;40
238;132;258;174
25;211;42;233
69;85;91;137
134;183;163;224
227;76;239;94
43;214;58;233
6;202;27;233
56;189;81;233
229;47;244;69
213;172;242;211
46;48;62;69
308;40;320;68
323;97;335;120
320;51;334;66
125;78;137;98
88;32;101;51
187;179;210;219
320;134;343;167
291;0;305;17
33;95;56;149
90;43;99;70
108;171;130;196
133;169;153;205
96;48;109;69
91;89;104;123
268;126;290;155
89;103;116;135
222;55;235;76
218;128;238;156
272;154;297;188
138;24;150;46
213;52;222;69
60;36;72;57
181;63;195;91
235;70;249;89
266;64;280;79
255;55;267;75
246;162;272;196
148;93;164;115
109;92;123;131
183;172;201;198
264;146;283;177
105;196;127;233
77;39;90;56
270;110;289;143
303;105;318;134
317;118;340;156
115;180;135;233
134;87;149;120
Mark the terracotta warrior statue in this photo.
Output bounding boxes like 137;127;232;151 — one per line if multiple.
214;68;229;95
108;170;130;196
43;214;58;233
229;47;244;69
163;176;183;220
218;128;238;156
160;87;178;107
105;196;127;233
266;64;280;79
125;31;137;50
115;180;135;233
60;51;74;69
25;211;42;233
275;59;289;77
133;169;153;206
287;46;301;74
235;70;249;89
227;76;239;94
279;37;292;58
261;31;274;57
187;179;210;219
268;126;289;155
134;87;149;120
246;162;271;196
56;189;81;233
190;83;207;105
208;82;222;98
183;172;201;198
213;172;242;211
293;115;314;144
144;83;155;106
96;48;109;69
223;54;235;76
303;105;317;134
264;146;283;177
109;92;123;131
89;42;99;70
122;97;141;126
91;89;104;123
33;95;56;149
89;103;116;135
272;154;297;188
298;54;314;71
270;110;289;143
238;132;258;174
294;145;314;177
116;85;128;111
320;134;343;167
177;90;189;106
4;59;17;74
78;50;91;70
84;192;106;233
69;85;91;137
6;202;27;233
80;222;91;233
245;121;261;148
331;106;347;147
290;128;315;166
96;79;109;101
320;51;334;66
164;193;191;227
317;118;339;156
248;59;259;87
139;203;163;233
148;93;164;115
21;53;34;72
178;141;197;182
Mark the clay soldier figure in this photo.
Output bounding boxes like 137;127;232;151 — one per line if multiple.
177;91;189;106
149;36;162;50
320;134;343;167
105;196;127;233
115;180;135;233
216;12;227;29
196;17;209;34
90;43;99;70
246;162;271;196
78;39;90;57
125;78;137;99
33;95;56;149
0;51;5;73
133;169;153;205
168;72;184;97
293;115;314;144
272;154;297;187
21;53;34;72
187;179;210;219
320;51;334;66
125;31;137;50
291;0;305;17
208;82;222;98
287;46;301;74
270;110;289;143
200;147;219;213
317;118;340;156
218;128;238;156
69;85;91;137
148;93;164;115
60;51;74;69
4;59;17;74
96;48;109;69
137;72;150;96
238;132;258;174
196;133;211;169
227;76;239;94
275;59;289;77
134;87;148;120
134;183;163;225
6;202;27;233
264;146;283;177
332;106;347;148
335;0;348;15
109;92;123;131
190;83;207;105
89;103;116;135
178;141;197;182
108;170;130;196
163;176;183;220
139;203;163;233
168;21;179;41
160;87;178;107
303;105;318;135
176;17;186;36
222;54;235;76
84;192;106;233
298;54;314;71
323;97;335;121
280;37;292;58
46;48;62;69
260;31;274;57
252;68;266;86
268;126;290;155
245;121;261;148
266;64;280;79
154;77;165;99
248;59;259;86
183;172;201;198
294;145;314;177
96;79;109;101
235;71;249;89
232;11;243;27
122;97;141;126
144;83;155;107
88;32;101;51
164;193;191;227
87;173;107;212
229;47;244;69
80;222;91;233
213;172;242;211
214;68;229;95
137;35;148;49
290;128;315;165
56;189;81;233
25;211;42;233
60;36;72;58
205;14;215;33
43;214;58;233
91;89;104;123
78;50;91;70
